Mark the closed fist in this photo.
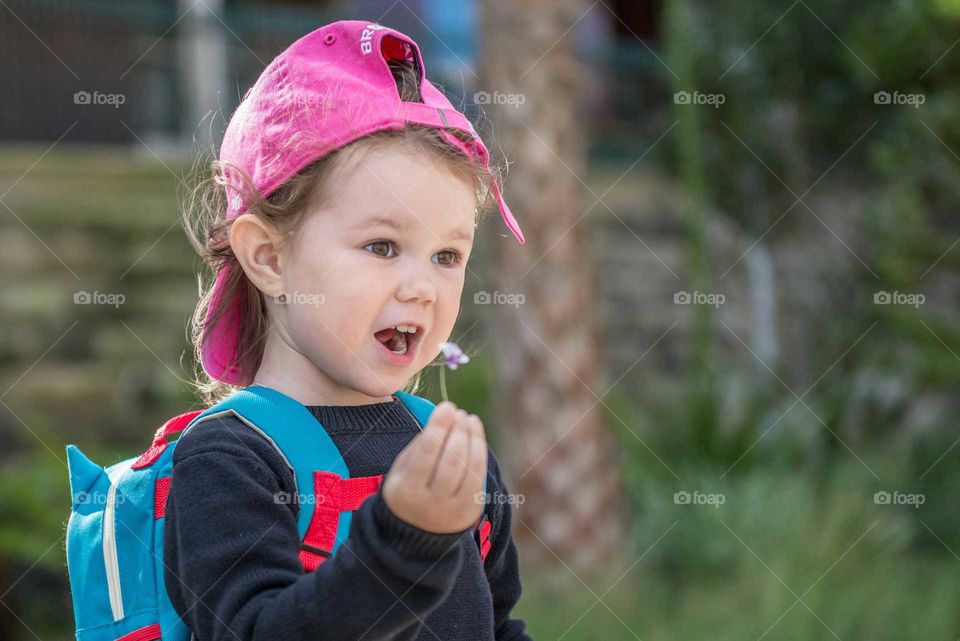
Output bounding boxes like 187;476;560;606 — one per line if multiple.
382;401;488;534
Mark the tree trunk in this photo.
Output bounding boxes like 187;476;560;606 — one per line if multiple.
480;0;628;577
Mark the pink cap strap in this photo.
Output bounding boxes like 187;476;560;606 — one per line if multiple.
400;103;476;137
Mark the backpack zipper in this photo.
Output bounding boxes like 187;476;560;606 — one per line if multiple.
103;480;124;620
103;461;133;621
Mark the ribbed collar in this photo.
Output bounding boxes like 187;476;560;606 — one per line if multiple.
305;395;420;434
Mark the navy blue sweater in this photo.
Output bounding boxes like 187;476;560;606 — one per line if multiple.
163;395;532;641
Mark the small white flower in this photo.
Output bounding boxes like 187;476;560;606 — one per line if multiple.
439;341;470;370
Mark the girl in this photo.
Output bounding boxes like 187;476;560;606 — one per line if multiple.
166;19;531;641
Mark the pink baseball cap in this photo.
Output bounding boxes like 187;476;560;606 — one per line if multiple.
202;19;525;385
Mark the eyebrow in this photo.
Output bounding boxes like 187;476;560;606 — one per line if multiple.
353;215;474;243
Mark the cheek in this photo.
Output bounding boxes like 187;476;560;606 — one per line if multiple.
430;274;466;338
440;276;464;314
285;247;363;309
284;303;369;379
278;255;337;335
282;255;384;349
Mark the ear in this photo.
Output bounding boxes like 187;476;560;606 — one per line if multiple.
229;213;286;298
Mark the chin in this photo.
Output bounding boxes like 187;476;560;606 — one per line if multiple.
349;373;405;398
363;382;398;398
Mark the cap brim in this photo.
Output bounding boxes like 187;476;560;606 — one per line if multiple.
490;175;525;244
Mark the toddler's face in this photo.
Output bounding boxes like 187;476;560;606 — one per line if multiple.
270;143;477;403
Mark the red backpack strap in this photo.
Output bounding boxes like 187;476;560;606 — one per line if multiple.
299;472;384;571
475;513;492;562
132;410;203;470
297;470;495;571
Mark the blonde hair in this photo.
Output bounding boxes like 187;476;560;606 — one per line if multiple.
181;60;500;405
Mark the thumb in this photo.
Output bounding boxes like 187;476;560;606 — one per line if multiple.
426;401;459;430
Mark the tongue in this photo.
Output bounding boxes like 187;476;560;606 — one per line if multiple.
374;327;408;353
374;327;398;344
388;332;407;352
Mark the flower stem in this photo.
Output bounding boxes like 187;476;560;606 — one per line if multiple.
439;366;448;402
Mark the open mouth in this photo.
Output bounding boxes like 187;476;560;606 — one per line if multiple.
373;323;422;358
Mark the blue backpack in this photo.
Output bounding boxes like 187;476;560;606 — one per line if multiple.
64;384;491;641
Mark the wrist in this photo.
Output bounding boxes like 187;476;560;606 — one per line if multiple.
372;487;469;559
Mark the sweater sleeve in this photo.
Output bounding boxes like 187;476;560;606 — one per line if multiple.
163;418;470;641
483;449;534;641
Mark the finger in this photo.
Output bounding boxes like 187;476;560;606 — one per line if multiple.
455;414;487;496
452;415;475;495
430;401;459;423
470;412;487;443
467;415;488;492
405;402;455;484
429;409;470;489
427;408;468;486
426;401;458;433
429;406;464;476
419;402;457;455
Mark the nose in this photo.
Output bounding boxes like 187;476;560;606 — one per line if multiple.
395;260;437;305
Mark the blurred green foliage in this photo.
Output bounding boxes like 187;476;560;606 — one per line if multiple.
2;0;960;638
556;1;960;638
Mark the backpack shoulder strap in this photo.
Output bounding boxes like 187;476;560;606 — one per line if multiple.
178;385;347;543
394;389;435;428
176;386;456;561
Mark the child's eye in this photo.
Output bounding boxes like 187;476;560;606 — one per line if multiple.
364;240;396;258
433;250;464;267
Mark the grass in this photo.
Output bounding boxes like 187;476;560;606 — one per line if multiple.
517;457;960;640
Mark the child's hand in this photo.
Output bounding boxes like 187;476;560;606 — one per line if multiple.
382;401;488;534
